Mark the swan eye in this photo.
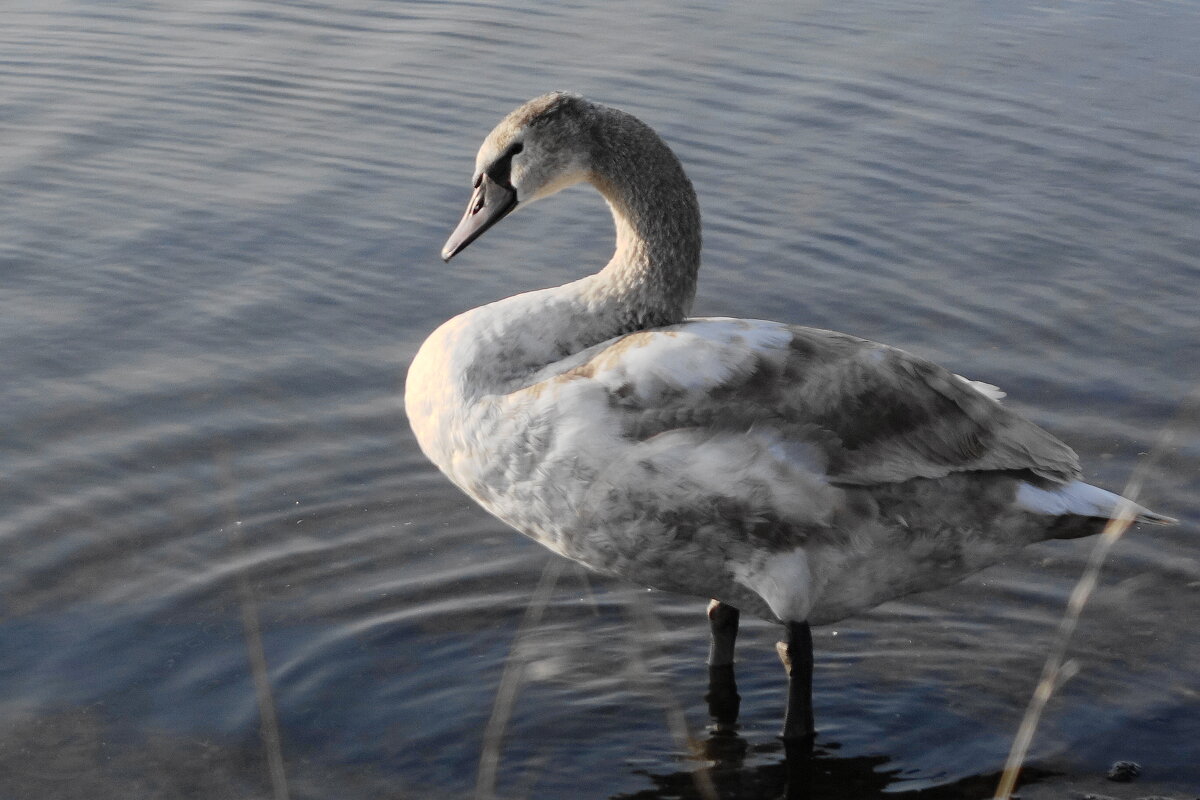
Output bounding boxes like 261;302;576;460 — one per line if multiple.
486;141;524;189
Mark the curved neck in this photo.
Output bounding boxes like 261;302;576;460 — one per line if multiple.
583;108;701;331
424;106;705;402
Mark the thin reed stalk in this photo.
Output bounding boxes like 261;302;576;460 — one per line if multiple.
476;558;565;800
216;448;291;800
623;591;720;800
992;500;1137;800
994;395;1193;800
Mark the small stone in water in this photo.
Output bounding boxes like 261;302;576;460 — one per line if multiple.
1106;760;1141;782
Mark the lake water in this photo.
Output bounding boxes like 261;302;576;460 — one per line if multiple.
1;1;1198;798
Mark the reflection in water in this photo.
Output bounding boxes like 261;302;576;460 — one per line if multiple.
597;662;1058;800
603;656;1058;800
617;734;1058;800
0;703;1057;800
612;661;1073;800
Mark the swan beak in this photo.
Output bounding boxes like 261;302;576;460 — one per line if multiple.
441;173;518;261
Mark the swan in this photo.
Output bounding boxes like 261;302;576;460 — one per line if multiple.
405;92;1174;743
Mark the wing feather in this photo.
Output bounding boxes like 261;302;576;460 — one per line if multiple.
530;317;1080;487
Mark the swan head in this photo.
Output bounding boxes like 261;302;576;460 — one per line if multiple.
442;92;593;261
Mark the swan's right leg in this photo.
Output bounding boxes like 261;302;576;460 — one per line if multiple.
778;620;815;744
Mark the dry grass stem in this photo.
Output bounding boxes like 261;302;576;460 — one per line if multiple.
217;448;291;800
475;558;565;800
575;569;603;617
993;394;1193;800
992;501;1137;800
624;591;720;800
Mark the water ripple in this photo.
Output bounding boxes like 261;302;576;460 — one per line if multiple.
1;1;1198;798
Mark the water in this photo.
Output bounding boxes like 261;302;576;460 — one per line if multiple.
1;1;1198;798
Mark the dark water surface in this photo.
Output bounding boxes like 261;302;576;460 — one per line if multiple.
2;1;1198;798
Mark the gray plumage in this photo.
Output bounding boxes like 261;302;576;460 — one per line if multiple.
407;92;1173;630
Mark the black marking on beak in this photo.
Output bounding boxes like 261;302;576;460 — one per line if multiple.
442;143;524;261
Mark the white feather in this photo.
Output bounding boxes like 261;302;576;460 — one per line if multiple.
1016;479;1156;520
955;373;1006;401
732;549;814;622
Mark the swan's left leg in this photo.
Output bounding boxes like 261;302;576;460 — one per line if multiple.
779;620;815;743
705;600;741;727
706;599;740;666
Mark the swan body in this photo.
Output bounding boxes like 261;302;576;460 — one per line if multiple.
405;92;1173;738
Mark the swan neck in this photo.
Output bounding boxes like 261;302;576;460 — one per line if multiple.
586;110;701;330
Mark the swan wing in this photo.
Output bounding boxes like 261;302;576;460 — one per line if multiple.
525;317;1080;487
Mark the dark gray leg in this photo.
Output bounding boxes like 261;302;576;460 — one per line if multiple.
779;620;815;743
705;600;742;736
706;599;740;667
705;663;740;731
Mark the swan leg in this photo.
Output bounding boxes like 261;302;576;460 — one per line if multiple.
706;599;740;667
705;663;740;730
704;600;742;732
779;620;815;744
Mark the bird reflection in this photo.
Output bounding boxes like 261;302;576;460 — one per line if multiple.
609;668;1055;800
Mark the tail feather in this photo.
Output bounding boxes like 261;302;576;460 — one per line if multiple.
1017;480;1178;526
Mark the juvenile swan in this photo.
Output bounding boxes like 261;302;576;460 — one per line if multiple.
406;92;1174;742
